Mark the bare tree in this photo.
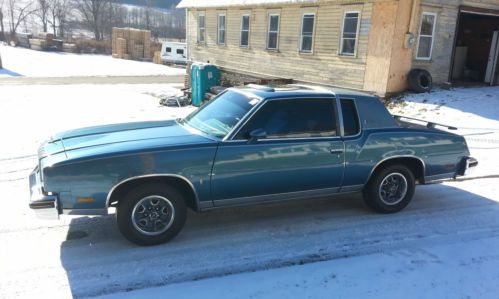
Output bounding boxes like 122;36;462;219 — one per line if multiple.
48;0;69;37
7;0;37;36
74;0;107;40
0;0;5;41
142;0;154;30
37;0;49;32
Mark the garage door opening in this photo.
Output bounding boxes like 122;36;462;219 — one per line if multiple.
451;7;499;86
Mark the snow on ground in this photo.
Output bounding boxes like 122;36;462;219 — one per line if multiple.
388;86;499;178
98;233;499;299
0;84;498;298
0;84;195;183
0;45;185;78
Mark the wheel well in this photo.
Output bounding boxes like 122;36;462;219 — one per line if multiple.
368;157;425;184
108;176;199;211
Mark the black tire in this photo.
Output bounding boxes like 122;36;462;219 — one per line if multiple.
117;183;187;246
363;165;415;213
408;69;433;93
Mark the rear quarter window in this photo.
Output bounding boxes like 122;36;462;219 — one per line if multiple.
340;99;360;136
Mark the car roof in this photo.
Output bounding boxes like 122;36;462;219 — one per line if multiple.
233;85;376;100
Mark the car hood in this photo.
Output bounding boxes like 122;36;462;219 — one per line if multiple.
41;120;214;158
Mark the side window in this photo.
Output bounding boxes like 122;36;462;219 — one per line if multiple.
176;49;184;55
166;47;172;53
340;99;360;136
236;99;337;139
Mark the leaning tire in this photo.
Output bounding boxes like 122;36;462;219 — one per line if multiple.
408;69;432;93
363;165;415;213
117;183;187;246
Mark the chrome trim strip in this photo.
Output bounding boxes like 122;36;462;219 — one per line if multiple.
63;208;108;216
424;172;456;183
213;186;340;208
105;174;202;210
335;94;345;137
365;155;426;185
339;184;363;192
198;201;214;209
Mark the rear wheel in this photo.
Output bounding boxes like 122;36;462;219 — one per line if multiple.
117;183;187;246
363;165;415;213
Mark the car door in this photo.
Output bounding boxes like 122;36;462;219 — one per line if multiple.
211;97;345;206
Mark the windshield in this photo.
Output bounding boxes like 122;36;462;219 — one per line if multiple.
181;90;260;138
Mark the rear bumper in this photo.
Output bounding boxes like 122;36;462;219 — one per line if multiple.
458;157;478;176
29;167;60;220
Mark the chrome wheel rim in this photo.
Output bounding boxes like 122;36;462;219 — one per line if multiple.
379;173;408;205
131;195;175;236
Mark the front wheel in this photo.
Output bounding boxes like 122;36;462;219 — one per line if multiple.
117;183;187;246
363;165;415;213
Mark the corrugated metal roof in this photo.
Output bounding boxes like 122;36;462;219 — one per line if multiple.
177;0;319;9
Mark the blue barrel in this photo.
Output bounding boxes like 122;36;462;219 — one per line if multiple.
191;63;221;106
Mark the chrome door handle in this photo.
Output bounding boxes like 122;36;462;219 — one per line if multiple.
330;149;344;154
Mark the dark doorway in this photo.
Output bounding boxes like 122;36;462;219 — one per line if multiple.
451;8;499;85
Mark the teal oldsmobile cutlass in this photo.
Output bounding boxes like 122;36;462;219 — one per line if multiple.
29;86;478;245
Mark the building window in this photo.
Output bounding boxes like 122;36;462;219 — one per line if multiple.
218;13;226;45
416;12;437;60
340;12;359;56
240;14;250;47
300;13;315;53
267;14;280;50
197;13;205;43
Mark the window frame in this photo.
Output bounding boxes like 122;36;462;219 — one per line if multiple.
339;11;360;57
217;12;226;45
230;97;340;141
416;11;437;61
240;13;251;48
299;13;316;53
197;12;206;44
267;13;280;50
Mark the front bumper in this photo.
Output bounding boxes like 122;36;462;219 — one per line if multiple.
29;167;60;220
458;157;478;176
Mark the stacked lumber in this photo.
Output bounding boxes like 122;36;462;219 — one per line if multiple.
150;41;162;59
38;32;54;43
153;51;162;64
62;43;76;53
29;38;47;51
111;27;152;61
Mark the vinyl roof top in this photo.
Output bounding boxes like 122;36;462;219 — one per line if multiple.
232;85;375;99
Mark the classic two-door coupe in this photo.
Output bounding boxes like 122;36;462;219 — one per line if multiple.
29;86;477;245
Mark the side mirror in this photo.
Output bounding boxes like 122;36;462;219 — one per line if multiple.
248;128;267;144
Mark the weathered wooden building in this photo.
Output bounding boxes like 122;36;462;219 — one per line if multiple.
177;0;499;96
